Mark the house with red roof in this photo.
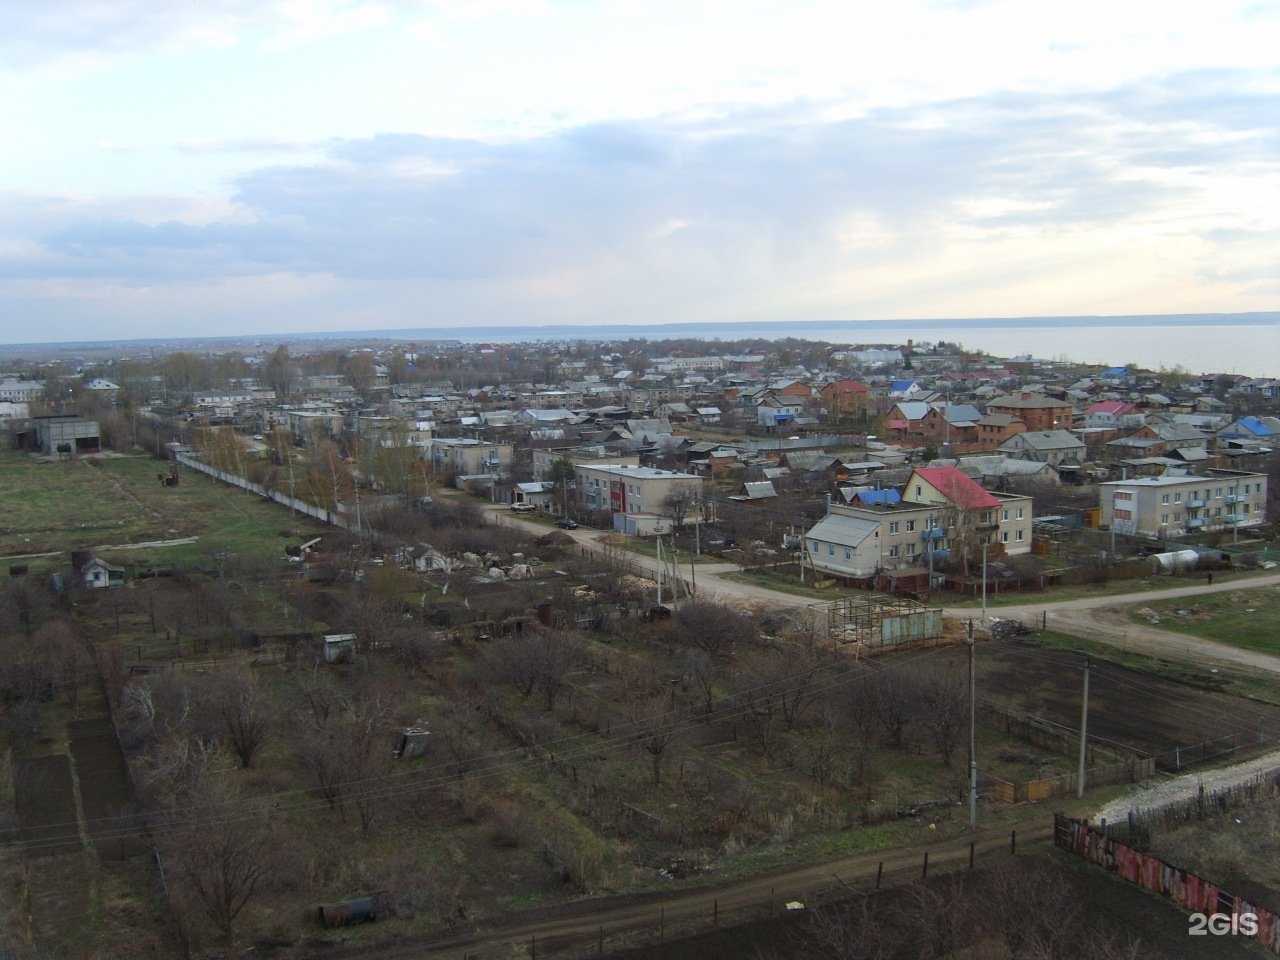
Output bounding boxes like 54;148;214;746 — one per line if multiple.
819;380;869;421
903;467;1033;560
800;464;1033;587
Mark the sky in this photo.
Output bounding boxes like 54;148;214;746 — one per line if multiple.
0;0;1277;345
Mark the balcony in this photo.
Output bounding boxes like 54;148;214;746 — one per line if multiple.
1188;498;1207;508
1224;494;1241;505
1226;514;1243;524
920;529;945;541
1186;517;1206;529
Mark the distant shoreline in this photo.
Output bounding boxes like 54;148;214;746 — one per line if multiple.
0;311;1274;354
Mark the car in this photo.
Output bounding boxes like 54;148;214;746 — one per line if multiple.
555;518;578;529
510;502;537;512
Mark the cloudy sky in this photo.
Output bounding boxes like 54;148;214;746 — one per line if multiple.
1;0;1276;344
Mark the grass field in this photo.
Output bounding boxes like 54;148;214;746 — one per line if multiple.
0;449;329;571
1126;585;1280;656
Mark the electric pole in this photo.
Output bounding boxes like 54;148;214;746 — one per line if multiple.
1077;659;1090;798
968;619;977;829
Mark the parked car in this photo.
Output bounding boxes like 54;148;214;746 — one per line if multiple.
555;518;578;529
510;502;537;512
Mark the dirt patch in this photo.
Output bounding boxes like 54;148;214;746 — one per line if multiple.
69;717;147;860
13;754;81;857
932;639;1280;765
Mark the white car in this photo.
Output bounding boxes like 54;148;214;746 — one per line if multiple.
510;502;537;512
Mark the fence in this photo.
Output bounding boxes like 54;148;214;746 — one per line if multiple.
1054;814;1280;954
175;452;349;528
980;704;1144;766
513;830;1027;960
992;757;1155;804
1151;730;1273;773
1116;767;1280;835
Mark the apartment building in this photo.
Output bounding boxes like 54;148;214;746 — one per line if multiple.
1099;468;1268;538
573;464;703;521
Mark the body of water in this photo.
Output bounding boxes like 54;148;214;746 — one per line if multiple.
7;313;1276;378
431;313;1279;378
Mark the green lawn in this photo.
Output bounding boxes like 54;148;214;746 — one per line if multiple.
0;450;329;571
1126;585;1280;657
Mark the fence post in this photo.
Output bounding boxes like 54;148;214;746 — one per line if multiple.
660;906;664;942
969;841;975;869
1011;829;1017;855
714;899;718;927
876;861;883;889
922;851;929;879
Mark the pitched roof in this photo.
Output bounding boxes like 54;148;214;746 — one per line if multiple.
908;467;1001;510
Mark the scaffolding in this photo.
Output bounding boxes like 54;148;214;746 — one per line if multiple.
809;594;943;648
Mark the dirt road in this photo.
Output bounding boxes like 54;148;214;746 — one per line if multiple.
338;815;1053;959
494;504;1280;673
944;575;1280;675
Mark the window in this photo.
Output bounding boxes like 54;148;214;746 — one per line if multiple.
1002;509;1009;521
1015;530;1024;542
888;545;899;558
828;544;835;555
1161;514;1169;525
915;485;923;498
1161;494;1170;505
1173;493;1181;503
810;540;817;552
1174;512;1182;522
1114;509;1132;520
1016;507;1024;520
1114;491;1133;501
1000;531;1009;543
906;520;916;532
844;547;851;560
889;521;900;534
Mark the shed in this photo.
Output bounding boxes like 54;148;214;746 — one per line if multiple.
322;633;357;664
394;723;431;760
81;556;125;589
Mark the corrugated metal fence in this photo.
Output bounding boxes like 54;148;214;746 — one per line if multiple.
1055;815;1280;954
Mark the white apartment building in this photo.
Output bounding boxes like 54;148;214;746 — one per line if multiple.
573;464;703;521
1099;469;1268;538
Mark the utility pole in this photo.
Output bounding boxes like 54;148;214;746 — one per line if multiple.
1077;659;1090;798
981;541;989;622
968;619;978;829
655;537;663;606
671;540;679;613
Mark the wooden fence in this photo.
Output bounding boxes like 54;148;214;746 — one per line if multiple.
993;756;1155;804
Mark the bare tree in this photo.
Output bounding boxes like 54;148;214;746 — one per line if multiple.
915;666;966;767
871;668;917;750
631;698;681;786
160;773;272;949
217;669;270;769
674;599;757;660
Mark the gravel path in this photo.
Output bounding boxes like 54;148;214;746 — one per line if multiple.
1093;749;1280;825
